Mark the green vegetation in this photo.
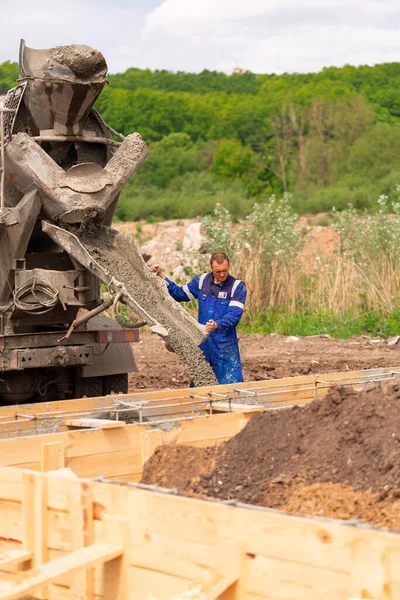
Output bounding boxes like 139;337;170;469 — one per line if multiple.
198;196;400;338
3;59;400;220
238;308;400;338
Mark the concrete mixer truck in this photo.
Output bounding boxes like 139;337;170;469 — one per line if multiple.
0;40;216;403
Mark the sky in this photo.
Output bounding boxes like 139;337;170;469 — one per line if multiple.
2;0;400;75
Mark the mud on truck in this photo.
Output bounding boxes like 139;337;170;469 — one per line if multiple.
0;41;216;404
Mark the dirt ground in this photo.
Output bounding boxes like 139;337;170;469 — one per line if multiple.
129;332;400;391
141;381;400;530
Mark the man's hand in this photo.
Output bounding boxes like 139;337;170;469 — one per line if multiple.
206;319;218;332
150;264;165;279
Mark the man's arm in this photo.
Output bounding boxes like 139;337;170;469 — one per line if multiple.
150;264;200;303
165;275;200;303
214;281;246;330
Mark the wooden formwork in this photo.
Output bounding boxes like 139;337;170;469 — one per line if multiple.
0;365;399;482
0;367;399;598
0;365;397;438
0;466;398;599
0;410;260;481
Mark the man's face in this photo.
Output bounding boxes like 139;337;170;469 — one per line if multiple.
211;260;230;283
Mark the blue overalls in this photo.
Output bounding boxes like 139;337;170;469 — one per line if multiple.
165;273;246;384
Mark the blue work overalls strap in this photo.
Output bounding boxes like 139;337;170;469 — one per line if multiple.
166;273;246;385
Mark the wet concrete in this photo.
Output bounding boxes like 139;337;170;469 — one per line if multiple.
77;226;218;387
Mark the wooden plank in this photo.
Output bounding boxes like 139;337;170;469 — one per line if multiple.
127;532;217;581
0;543;123;600
0;426;143;466
66;448;143;479
83;483;95;600
141;429;164;464
128;566;190;599
48;509;73;552
119;485;400;576
0;542;21;556
66;475;87;597
65;418;126;429
211;403;263;414
350;539;391;600
0;500;22;542
102;516;129;599
175;571;239;599
22;471;48;599
245;554;350;599
0;549;31;570
41;442;64;472
160;411;255;446
0;467;22;503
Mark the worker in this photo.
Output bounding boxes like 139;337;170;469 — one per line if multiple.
151;252;246;384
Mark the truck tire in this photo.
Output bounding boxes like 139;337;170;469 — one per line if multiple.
75;376;103;398
103;373;128;395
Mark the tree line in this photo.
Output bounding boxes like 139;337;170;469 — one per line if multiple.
2;59;400;220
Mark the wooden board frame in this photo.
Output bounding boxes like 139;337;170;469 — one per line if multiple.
0;368;399;597
0;410;261;482
0;466;398;599
0;365;399;483
0;365;398;438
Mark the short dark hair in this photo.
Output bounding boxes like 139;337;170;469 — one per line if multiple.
210;252;230;266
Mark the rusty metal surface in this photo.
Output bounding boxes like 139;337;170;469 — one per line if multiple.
0;330;99;349
0;344;94;371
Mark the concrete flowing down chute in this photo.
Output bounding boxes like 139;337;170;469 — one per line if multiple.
41;222;217;387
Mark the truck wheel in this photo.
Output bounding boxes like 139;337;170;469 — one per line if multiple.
75;376;103;398
103;373;128;395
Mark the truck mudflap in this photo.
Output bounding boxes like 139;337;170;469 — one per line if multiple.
42;221;218;387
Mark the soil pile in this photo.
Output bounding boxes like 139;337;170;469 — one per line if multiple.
142;381;400;528
282;483;400;529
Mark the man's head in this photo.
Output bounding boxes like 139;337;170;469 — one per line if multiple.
210;252;230;283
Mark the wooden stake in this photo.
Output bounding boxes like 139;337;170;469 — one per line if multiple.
41;442;64;472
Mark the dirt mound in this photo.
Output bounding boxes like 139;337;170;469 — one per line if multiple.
282;483;400;529
142;381;400;528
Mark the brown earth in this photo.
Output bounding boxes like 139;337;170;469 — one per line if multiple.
129;332;400;391
282;483;400;530
141;381;400;530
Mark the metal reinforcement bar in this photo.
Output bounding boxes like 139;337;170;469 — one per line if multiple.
0;366;398;438
0;466;398;598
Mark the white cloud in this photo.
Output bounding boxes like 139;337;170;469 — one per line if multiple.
2;0;400;74
144;0;400;73
240;25;400;74
144;0;333;35
0;0;144;73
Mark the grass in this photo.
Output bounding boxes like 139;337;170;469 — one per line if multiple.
239;308;400;338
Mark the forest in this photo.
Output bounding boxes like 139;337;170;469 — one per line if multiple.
2;59;400;221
